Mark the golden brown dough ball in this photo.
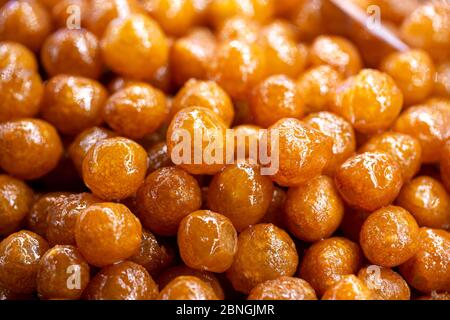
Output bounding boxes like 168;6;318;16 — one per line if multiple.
303;111;356;176
170;28;216;87
297;65;343;115
171;79;233;126
84;261;158;300
103;83;167;139
0;0;52;52
249;75;304;128
166;106;228;175
157;265;225;299
0;119;63;180
208;0;274;28
208;40;266;100
394;101;450;163
335;151;403;211
37;245;90;300
360;206;420;267
178;210;237;273
322;275;376;300
400;1;450;62
0;67;43;123
248;277;317;300
396;176;450;229
141;0;196;37
0;230;49;293
0;41;38;71
380;49;435;106
266;118;332;187
259;22;308;78
310;35;362;77
226;223;298;294
332;69;403;134
299;237;363;296
399;228;450;293
0;175;33;236
207;163;273;231
82;137;147;200
75;202;142;267
41;28;103;79
359;132;422;182
136;167;202;236
41;75;107;136
357;266;410;300
285;175;344;242
158;276;218;300
434;62;450;98
101;13;169;80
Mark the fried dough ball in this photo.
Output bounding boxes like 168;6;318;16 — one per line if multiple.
248;277;317;300
0;175;33;236
178;210;237;273
249;75;304;128
100;13;169;80
0;41;38;71
158;276;218;300
84;261;158;300
0;119;63;180
396;176;450;229
360;206;420;267
393;101;450;163
136;167;202;236
400;2;450;62
0;230;49;293
380;49;435;106
207;163;274;231
82;137;147;200
146;142;172;173
357;266;410;300
37;245;90;300
399;228;450;293
41;29;102;79
285;175;344;242
0;67;43;123
75;202;142;267
41;75;107;136
103;83;167;139
303;111;356;175
297;65;343;115
332;69;403;134
226;223;298;294
171;79;234;126
299;237;363;296
310;35;362;77
322;275;376;300
335;151;403;211
170;28;216;87
141;0;196;37
208;40;266;100
0;0;52;52
359;132;422;181
259;22;308;78
157;265;225;299
217;16;260;43
208;0;274;28
434;62;450;98
166;106;228;175
266;118;332;187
